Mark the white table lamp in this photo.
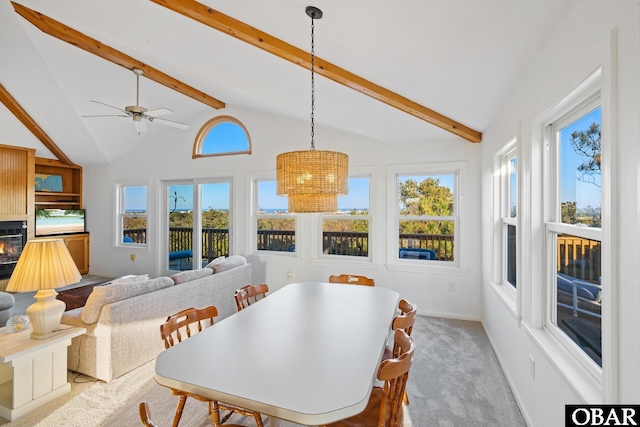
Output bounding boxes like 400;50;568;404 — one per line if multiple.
6;238;81;339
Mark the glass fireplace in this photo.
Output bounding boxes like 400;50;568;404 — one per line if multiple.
0;221;27;280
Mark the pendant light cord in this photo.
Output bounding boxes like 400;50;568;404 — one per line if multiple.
310;12;316;151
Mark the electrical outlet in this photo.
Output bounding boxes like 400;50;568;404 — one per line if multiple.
529;355;535;379
448;282;456;292
287;270;293;280
130;253;136;262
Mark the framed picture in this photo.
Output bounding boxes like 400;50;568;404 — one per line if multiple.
35;174;63;192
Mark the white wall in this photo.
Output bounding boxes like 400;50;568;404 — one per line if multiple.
481;1;640;426
84;104;483;321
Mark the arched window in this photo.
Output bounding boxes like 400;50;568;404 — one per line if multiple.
193;116;252;158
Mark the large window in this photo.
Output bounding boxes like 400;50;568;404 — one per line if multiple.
117;184;147;246
164;179;232;272
320;176;371;258
390;163;463;266
255;179;295;253
546;97;602;368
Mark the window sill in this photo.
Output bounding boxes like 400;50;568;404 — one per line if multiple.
523;323;602;403
114;243;149;252
385;262;470;276
311;257;377;269
489;281;518;319
247;252;303;263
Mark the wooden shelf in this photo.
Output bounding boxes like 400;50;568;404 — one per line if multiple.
35;201;81;206
35;192;81;197
34;158;83;210
36;200;80;208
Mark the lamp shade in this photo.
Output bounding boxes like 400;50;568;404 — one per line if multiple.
276;149;349;213
6;238;81;292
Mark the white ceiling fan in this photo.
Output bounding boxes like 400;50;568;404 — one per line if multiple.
83;68;189;133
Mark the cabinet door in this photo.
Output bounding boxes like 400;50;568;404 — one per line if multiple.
62;234;89;274
0;145;35;219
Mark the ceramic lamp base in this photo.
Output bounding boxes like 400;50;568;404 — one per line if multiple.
26;289;66;340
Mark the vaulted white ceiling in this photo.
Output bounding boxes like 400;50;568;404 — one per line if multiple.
0;0;573;166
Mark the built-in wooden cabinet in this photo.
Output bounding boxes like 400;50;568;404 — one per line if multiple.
61;233;89;274
0;144;34;223
34;158;82;210
0;148;88;279
33;158;87;273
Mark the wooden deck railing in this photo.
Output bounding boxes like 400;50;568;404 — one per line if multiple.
123;229;598;270
557;235;601;282
124;228;456;260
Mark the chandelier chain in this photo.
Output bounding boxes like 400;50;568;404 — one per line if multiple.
310;12;316;150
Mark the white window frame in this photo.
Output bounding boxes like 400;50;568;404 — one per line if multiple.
317;173;373;262
249;174;297;258
543;89;604;381
501;141;518;297
387;162;468;273
160;177;234;275
115;182;149;249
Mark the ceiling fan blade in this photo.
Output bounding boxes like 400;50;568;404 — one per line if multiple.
82;114;129;118
134;119;147;133
145;108;173;117
148;117;189;130
89;100;128;114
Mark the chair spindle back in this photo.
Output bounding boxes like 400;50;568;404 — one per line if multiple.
160;306;218;350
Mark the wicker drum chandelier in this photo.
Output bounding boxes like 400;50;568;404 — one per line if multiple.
276;6;348;213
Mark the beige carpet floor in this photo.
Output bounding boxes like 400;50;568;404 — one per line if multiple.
1;315;522;426
1;359;411;427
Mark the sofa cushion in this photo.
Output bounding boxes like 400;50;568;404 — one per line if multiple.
171;268;213;285
0;291;15;310
110;274;149;284
205;256;226;269
81;277;174;324
212;255;247;273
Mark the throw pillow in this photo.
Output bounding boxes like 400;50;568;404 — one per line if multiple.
204;256;226;269
171;268;213;285
80;277;174;324
212;255;247;273
110;274;149;284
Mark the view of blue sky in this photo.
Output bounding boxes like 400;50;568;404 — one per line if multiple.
202;122;250;154
167;183;230;211
123;186;147;211
398;174;455;192
509;158;517;217
259;177;370;211
559;106;602;210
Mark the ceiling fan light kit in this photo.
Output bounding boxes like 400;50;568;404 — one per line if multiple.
276;6;349;213
83;67;189;133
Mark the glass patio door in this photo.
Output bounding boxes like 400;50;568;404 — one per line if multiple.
164;180;231;272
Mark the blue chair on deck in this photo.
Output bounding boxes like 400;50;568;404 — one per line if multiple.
169;250;193;271
399;248;437;260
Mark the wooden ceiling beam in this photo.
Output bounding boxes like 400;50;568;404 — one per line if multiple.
0;82;75;166
150;0;482;143
12;2;225;110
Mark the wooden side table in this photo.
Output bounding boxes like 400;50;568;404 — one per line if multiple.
0;324;85;421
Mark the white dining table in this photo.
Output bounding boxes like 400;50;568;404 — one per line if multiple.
154;281;399;426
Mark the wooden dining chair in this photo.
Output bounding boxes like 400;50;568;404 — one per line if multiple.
382;299;417;405
384;299;417;358
234;283;269;311
139;402;159;427
328;274;375;286
321;329;415;427
160;306;264;427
